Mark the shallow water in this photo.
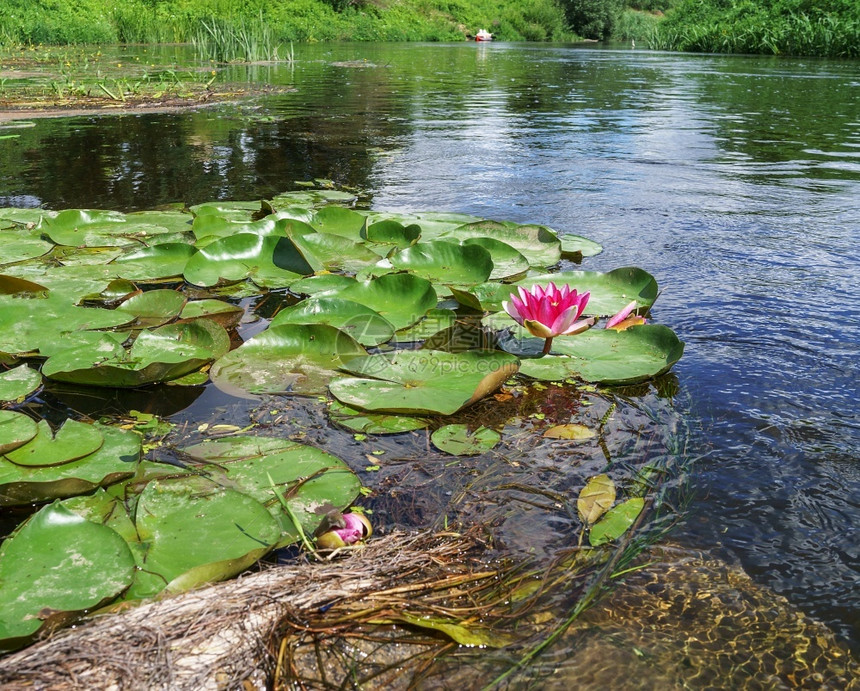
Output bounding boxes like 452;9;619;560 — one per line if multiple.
1;41;858;664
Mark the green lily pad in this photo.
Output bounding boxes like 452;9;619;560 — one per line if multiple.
189;200;260;220
309;206;367;240
0;411;38;455
0;274;49;296
431;424;501;456
183;436;361;547
38;209;129;247
191;214;280;242
0;503;136;649
330;350;519;415
293;232;381;273
589;497;645;546
393;308;459;343
327;273;438;331
183;233;317;288
0;365;42;401
110;243;197;281
364;220;421;248
0;425;140;506
517;325;684;385
560;234;603;260
0;231;53;266
390;240;493;285
115;289;187;328
289;273;358;297
440;220;561;267
41;322;220;387
4;419;104;468
328;401;429;434
271;297;395;347
0;293;132;356
179;299;244;330
124;476;281;600
210;323;366;396
461;237;530;280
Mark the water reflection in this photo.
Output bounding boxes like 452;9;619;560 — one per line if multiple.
1;42;858;656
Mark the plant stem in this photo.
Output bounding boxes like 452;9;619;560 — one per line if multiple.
542;337;553;355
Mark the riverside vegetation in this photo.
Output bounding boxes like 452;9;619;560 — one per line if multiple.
0;0;856;57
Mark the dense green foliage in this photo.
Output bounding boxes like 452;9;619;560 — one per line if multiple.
0;0;574;46
652;0;860;57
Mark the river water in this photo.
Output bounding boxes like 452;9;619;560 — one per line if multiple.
1;41;858;673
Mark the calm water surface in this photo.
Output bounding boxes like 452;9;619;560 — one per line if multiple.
2;42;858;660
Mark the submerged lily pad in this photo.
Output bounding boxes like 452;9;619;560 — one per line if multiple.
517;325;684;385
330;350;519;415
328;401;429;434
431;424;501;456
210;323;366;396
0;365;42;402
0;503;136;649
589;497;645;546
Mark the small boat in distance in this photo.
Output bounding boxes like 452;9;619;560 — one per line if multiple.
475;29;493;42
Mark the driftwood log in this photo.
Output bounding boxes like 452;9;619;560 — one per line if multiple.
0;532;487;690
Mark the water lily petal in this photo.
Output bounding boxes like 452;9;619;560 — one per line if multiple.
523;318;554;339
606;300;638;329
561;317;596;335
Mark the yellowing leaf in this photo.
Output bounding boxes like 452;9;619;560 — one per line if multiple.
543;424;595;440
577;474;616;525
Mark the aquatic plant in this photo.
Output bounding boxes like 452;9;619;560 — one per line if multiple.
0;189;684;651
503;282;593;354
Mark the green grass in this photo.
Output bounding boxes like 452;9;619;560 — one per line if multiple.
652;0;860;57
0;0;575;49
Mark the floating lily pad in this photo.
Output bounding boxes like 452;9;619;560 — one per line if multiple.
183;233;317;288
327;273;438;331
328;401;429;434
560;234;603;260
292;232;381;273
517;325;684;385
0;274;49;296
309;206;367;240
0;365;42;402
431;424;501;456
461;237;530;280
115;289;187;328
179;299;244;330
271;297;395;347
330;350;519;415
210;323;366;396
393;308;459;342
0;503;136;649
390;240;493;285
364;220;421;248
41;322;220;387
0;411;38;455
0;231;53;266
183;436;361;547
0;293;132;356
38;209;129;247
110;243;197;281
4;419;104;468
191;214;280;242
589;497;645;546
289;273;358;297
0;425;140;506
124;476;281;600
440;220;561;267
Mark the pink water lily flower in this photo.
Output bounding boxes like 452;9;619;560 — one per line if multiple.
503;283;593;354
315;512;372;550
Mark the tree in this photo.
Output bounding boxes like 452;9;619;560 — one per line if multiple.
561;0;625;40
